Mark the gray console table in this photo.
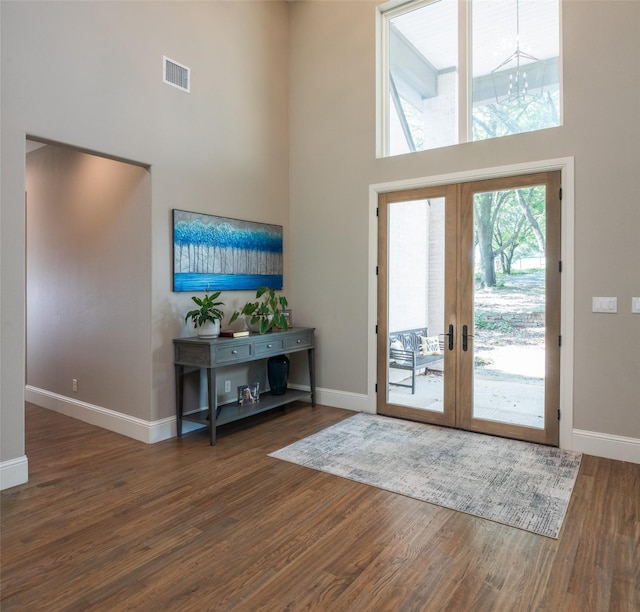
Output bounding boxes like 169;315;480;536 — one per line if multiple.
174;327;315;445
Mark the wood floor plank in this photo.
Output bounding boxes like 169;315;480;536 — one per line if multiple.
1;403;638;611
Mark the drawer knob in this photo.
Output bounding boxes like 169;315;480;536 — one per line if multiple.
297;339;301;343
232;350;238;355
267;344;272;348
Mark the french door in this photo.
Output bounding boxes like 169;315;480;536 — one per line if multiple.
377;172;561;445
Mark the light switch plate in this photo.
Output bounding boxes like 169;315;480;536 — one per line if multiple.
632;297;640;314
592;297;617;313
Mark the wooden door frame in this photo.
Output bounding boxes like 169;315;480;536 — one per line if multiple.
376;185;457;427
457;171;561;445
368;158;575;450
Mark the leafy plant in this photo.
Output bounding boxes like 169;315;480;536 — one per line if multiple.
474;355;494;367
474;311;513;332
229;287;288;334
184;291;225;328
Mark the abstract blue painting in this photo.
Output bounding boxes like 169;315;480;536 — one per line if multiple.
173;210;283;291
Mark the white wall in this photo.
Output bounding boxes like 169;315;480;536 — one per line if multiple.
289;1;640;453
1;0;290;485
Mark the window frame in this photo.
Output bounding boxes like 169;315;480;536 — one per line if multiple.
376;0;562;158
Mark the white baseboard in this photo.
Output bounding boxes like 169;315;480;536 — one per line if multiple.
25;386;638;464
306;385;372;414
0;455;29;491
305;387;640;464
25;385;369;446
572;429;640;464
25;386;176;444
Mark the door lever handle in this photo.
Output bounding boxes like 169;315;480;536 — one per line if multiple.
462;325;474;352
440;325;455;350
447;324;454;351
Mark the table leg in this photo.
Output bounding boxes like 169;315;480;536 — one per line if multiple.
207;367;217;445
308;347;316;407
175;364;184;437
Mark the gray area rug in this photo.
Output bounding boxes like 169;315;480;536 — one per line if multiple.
269;413;582;538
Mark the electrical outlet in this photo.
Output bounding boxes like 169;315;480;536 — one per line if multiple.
72;379;78;392
224;380;231;393
632;297;640;314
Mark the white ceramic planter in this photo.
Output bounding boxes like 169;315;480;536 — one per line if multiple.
198;319;220;338
245;315;272;334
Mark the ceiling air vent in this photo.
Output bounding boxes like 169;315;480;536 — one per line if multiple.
163;56;190;93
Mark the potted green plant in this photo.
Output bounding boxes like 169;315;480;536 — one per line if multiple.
184;291;225;338
229;286;288;334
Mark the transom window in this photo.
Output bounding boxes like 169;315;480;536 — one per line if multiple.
379;0;561;157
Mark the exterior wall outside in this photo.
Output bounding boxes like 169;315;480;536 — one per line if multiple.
427;200;445;339
387;199;445;339
388;200;429;332
422;70;457;150
389;68;456;154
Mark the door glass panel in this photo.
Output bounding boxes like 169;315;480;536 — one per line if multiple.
387;198;445;412
472;186;546;428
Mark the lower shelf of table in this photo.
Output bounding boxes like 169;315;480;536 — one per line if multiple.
180;388;312;429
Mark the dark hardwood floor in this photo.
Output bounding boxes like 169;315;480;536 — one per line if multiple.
1;403;638;611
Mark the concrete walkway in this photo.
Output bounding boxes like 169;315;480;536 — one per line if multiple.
388;343;545;430
388;271;548;430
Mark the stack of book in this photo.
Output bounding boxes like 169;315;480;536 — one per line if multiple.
220;329;250;338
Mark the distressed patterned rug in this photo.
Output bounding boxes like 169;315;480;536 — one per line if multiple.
269;413;582;538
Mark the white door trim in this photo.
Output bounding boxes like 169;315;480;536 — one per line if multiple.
368;157;575;449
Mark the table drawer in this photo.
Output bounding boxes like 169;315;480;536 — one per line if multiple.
175;343;212;367
215;343;252;363
254;338;284;356
283;332;313;351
